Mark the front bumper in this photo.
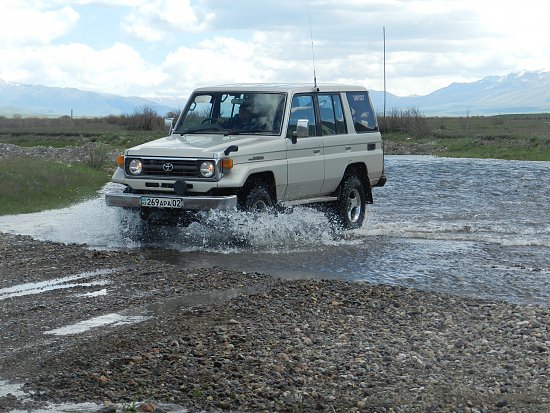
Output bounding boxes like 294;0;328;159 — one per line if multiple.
105;193;237;210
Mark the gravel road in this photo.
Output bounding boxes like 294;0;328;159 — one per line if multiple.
0;232;549;413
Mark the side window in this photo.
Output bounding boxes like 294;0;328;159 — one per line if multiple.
317;94;347;135
333;94;347;134
346;91;378;133
318;94;336;135
287;94;316;138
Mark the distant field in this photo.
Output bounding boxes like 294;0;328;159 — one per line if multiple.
383;113;550;161
0;116;166;149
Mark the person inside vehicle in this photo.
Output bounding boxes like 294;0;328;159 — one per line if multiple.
229;102;264;130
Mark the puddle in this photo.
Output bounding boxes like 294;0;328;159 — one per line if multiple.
8;402;104;413
44;313;149;336
1;380;191;413
0;380;26;398
45;285;268;337
144;286;259;315
0;269;116;300
76;288;108;298
8;403;190;413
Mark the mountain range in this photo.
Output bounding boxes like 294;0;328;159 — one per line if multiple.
1;70;549;117
0;80;179;118
370;70;550;116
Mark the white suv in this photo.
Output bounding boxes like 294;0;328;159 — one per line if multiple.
105;84;386;229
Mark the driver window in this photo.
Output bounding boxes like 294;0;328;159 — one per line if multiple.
287;94;316;138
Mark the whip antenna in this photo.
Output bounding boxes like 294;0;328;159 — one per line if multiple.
383;26;387;123
308;7;318;90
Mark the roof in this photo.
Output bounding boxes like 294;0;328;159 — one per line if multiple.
192;83;370;94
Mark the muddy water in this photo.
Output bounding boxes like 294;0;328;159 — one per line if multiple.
1;156;549;307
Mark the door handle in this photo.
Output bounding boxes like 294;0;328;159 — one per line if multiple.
345;146;352;151
313;149;321;154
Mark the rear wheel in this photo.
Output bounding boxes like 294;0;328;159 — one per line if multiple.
334;175;366;229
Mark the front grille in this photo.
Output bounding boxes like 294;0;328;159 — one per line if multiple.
126;158;199;178
142;158;198;177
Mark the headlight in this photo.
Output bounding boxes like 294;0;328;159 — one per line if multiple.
199;161;215;178
128;159;143;175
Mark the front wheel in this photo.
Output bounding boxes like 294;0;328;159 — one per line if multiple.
334;175;366;229
239;185;274;212
139;208;197;227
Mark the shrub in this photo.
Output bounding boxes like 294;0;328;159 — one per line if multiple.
379;107;431;139
124;106;163;131
84;143;111;170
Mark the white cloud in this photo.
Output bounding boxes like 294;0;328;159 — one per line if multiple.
0;42;166;96
0;1;79;46
121;0;215;41
1;0;550;98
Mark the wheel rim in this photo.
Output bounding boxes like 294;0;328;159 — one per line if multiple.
347;188;362;223
252;199;269;211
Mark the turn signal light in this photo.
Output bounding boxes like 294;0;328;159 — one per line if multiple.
221;158;233;172
116;155;125;167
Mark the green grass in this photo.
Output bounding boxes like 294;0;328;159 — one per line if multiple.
0;157;110;215
384;113;550;161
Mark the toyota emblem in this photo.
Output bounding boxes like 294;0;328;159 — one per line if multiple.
162;163;174;172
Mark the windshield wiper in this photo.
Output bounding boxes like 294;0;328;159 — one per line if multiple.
178;126;222;134
224;128;266;136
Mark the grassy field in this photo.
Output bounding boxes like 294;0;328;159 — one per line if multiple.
0;113;548;216
0;157;110;215
383;113;550;161
0;116;164;149
0;115;167;216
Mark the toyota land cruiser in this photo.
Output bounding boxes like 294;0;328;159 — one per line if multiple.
105;84;386;229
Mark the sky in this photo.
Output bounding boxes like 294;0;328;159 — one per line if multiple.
1;0;550;99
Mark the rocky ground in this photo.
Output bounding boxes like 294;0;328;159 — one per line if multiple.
0;142;116;163
0;232;549;413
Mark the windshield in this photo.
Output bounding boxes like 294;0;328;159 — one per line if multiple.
174;92;286;135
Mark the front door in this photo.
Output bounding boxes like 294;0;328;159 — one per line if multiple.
284;94;324;200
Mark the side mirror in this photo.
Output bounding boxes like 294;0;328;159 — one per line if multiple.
164;117;174;134
296;119;309;138
288;119;309;144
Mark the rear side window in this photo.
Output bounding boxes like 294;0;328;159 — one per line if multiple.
346;91;378;133
318;94;347;135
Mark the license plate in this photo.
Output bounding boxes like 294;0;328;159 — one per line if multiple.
140;196;183;208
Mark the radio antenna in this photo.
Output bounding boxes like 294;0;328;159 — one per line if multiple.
383;26;387;123
308;6;318;90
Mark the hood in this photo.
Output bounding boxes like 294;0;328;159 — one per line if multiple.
125;133;276;158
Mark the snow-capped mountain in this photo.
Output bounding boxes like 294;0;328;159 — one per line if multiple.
1;70;550;117
370;70;550;115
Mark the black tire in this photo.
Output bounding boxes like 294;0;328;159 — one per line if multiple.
139;208;197;227
240;185;274;212
334;175;366;229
